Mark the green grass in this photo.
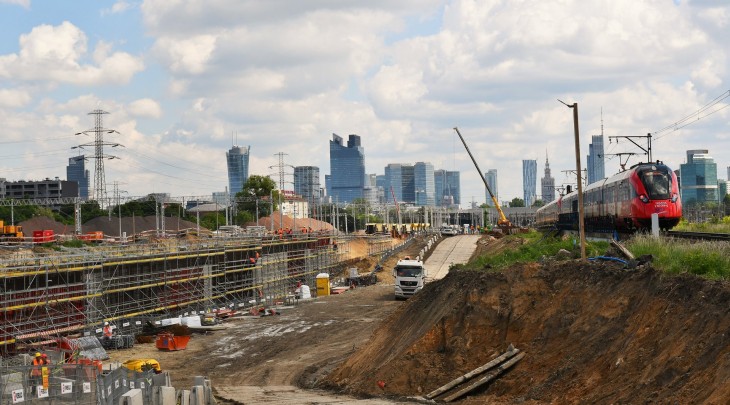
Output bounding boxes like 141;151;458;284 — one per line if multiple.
674;217;730;233
461;230;729;280
625;234;730;279
61;239;85;248
465;230;609;270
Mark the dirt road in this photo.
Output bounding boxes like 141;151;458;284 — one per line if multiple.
108;235;439;404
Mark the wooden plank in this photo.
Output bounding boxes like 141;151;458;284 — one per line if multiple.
425;346;519;399
610;239;635;260
443;352;525;403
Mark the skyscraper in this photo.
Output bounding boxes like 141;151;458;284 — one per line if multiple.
329;134;366;203
434;170;460;206
522;159;537;207
414;162;435;206
680;149;718;204
66;155;89;199
226;145;250;196
293;166;320;202
541;155;555;203
587;135;605;184
384;163;417;203
385;164;405;202
484;169;498;205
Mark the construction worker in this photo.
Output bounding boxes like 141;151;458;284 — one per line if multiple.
41;353;51;366
30;352;43;391
103;322;113;340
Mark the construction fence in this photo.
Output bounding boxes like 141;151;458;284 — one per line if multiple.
0;363;100;405
0;362;211;405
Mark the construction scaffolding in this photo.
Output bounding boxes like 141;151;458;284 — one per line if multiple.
0;232;347;355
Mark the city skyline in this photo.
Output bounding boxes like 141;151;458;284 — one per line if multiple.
0;1;728;204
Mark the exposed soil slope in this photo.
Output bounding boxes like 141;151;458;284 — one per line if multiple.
323;260;730;404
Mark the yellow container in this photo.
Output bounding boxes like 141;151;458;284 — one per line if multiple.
0;220;3;228
316;273;330;296
5;225;15;234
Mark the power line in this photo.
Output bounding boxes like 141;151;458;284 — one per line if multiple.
653;89;730;141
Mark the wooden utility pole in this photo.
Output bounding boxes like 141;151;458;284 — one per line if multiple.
559;100;587;259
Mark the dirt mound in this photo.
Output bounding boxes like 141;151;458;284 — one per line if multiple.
248;212;334;232
19;216;75;235
322;261;730;403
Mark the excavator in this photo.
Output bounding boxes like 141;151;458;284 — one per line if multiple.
453;127;513;234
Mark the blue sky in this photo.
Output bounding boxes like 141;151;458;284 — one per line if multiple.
0;0;728;206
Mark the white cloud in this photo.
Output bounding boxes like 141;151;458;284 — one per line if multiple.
0;0;29;8
153;35;217;75
0;21;144;86
128;98;162;118
0;88;31;108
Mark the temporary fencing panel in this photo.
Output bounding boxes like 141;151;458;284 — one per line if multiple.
0;363;100;405
98;367;154;405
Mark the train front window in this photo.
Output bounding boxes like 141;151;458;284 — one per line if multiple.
638;167;671;199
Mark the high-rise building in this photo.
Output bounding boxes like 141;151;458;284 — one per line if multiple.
434;170;460;206
414;162;435;206
680;149;718;204
484;169;498;205
541;155;555;204
329;134;366;203
587;135;605;184
293;166;321;202
226;145;251;196
384;163;416;203
727;166;729;182
66;155;90;199
384;164;404;202
522;159;537;207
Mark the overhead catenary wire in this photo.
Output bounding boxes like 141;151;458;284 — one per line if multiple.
652;89;730;141
601;89;729;160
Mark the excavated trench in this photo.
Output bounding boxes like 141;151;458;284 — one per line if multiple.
321;261;730;404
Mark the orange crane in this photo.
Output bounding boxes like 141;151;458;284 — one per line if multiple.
453;127;513;232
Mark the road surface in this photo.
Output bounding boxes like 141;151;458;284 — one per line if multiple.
425;234;481;280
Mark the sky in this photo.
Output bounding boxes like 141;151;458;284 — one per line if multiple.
0;0;729;207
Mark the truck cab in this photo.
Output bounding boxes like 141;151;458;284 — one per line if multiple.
393;257;427;300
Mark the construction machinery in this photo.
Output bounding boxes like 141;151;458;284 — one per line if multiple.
0;220;24;239
453;127;513;233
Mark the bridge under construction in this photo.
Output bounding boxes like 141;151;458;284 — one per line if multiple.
0;232;350;354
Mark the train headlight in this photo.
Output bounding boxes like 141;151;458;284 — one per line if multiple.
671;193;678;203
639;194;649;203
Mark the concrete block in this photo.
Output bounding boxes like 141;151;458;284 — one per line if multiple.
119;388;143;405
189;386;204;405
152;386;176;405
176;390;190;405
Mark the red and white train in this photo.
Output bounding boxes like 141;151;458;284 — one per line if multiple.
536;162;682;232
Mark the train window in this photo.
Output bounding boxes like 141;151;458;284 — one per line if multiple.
638;167;671;200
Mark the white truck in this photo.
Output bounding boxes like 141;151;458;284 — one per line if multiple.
393;257;427;300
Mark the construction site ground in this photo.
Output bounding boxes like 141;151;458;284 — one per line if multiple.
107;234;730;404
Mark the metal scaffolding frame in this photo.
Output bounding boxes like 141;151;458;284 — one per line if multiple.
0;232;347;353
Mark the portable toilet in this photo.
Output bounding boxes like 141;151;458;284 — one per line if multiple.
316;273;330;296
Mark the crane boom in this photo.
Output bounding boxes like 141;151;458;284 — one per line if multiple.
452;127;512;230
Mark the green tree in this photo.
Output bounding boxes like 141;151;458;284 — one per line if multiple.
724;194;730;216
532;199;544;208
509;198;525;207
200;212;226;231
235;175;279;221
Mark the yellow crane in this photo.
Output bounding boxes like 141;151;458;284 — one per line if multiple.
453;127;513;232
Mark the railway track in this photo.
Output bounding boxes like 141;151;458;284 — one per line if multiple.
665;230;730;241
